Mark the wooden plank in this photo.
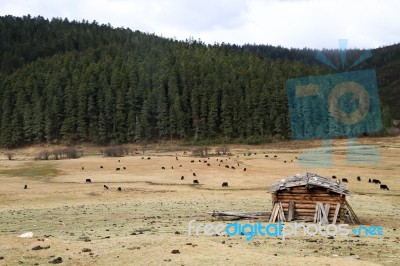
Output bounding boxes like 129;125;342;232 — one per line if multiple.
278;198;343;204
332;203;341;224
209;211;269;217
313;203;319;223
318;203;323;223
269;203;277;223
345;200;360;224
276;196;346;201
271;203;279;223
208;212;269;219
288;201;295;221
323;204;330;224
277;200;345;206
279;202;286;221
278;191;341;195
280;203;340;209
347;209;355;225
282;208;337;214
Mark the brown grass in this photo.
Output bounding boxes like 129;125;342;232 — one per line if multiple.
0;136;399;265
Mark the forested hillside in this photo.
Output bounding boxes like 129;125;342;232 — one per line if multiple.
0;15;398;147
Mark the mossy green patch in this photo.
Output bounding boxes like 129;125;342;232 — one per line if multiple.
0;164;61;178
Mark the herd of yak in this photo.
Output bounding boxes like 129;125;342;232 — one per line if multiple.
21;153;390;191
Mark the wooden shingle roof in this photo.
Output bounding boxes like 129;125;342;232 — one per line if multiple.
269;172;350;195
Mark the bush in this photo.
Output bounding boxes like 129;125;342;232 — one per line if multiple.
192;146;209;157
5;152;14;160
35;147;81;160
35;150;50;160
63;147;80;159
103;146;130;157
218;146;230;155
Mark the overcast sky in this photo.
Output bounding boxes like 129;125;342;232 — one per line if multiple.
1;0;399;49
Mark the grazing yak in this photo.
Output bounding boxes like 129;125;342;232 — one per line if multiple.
357;176;361;181
332;175;337;179
181;176;184;180
104;185;109;190
117;187;122;191
85;179;92;183
193;180;199;184
116;167;120;171
123;167;126;170
380;184;389;190
244;168;247;171
372;179;381;184
100;166;103;169
342;178;348;183
222;182;229;187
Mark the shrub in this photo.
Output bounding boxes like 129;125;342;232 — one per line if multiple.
103;146;130;157
35;147;81;160
5;152;14;160
35;150;50;160
192;146;209;157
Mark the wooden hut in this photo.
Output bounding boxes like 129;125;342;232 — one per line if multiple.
268;172;359;224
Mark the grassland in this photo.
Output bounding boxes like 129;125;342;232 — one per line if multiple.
0;137;399;265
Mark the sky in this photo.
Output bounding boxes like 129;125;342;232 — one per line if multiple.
0;0;399;49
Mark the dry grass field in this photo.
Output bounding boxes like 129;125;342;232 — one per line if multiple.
0;137;399;265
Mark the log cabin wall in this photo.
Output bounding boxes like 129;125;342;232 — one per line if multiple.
272;186;347;222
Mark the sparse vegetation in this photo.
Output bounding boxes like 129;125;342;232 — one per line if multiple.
215;146;230;155
35;147;81;160
191;146;210;157
5;152;14;160
35;150;50;160
102;146;130;157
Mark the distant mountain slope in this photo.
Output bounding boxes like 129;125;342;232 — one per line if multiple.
0;15;398;147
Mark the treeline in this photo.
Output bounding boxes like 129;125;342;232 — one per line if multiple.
0;16;398;147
